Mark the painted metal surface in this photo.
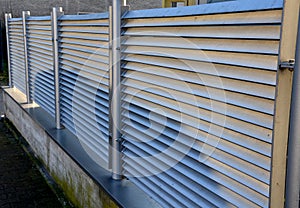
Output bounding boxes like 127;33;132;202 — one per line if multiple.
111;0;122;180
52;7;64;129
125;0;283;19
285;12;300;207
59;13;110;168
7;18;26;94
22;11;31;103
26;15;55;116
5;13;12;87
60;13;109;21
270;0;300;207
121;1;283;207
5;0;300;207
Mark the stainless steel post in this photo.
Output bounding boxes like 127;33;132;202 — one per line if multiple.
111;0;122;180
108;6;113;170
52;7;64;129
22;11;31;103
285;12;300;208
5;13;12;88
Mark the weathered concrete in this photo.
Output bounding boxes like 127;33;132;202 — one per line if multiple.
0;118;63;208
3;88;119;208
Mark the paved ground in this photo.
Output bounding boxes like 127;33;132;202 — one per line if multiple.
0;123;63;208
0;85;65;208
0;79;5;115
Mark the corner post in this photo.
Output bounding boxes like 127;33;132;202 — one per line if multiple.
5;13;12;88
52;7;64;130
22;11;31;103
270;0;300;207
108;6;113;171
285;8;300;208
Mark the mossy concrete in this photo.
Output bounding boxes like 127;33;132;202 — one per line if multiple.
3;88;119;208
0;119;63;208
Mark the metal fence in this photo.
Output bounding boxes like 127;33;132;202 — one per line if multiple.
6;16;26;94
121;4;281;207
59;13;111;167
4;0;300;207
27;15;55;115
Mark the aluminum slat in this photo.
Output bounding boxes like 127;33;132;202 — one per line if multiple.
26;18;55;117
59;15;110;165
121;3;283;208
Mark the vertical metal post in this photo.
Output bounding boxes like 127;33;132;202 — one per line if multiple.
22;11;31;103
52;7;64;130
108;6;113;170
285;12;300;208
269;0;300;207
5;13;12;88
111;0;122;180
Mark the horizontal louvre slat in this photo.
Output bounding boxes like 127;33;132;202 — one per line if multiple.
124;10;282;27
60;38;108;48
125;25;281;39
60;32;108;41
60;26;108;34
123;36;279;55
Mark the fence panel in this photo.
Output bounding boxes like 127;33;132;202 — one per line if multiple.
59;13;110;167
5;1;298;207
7;18;26;94
121;1;283;207
27;16;55;116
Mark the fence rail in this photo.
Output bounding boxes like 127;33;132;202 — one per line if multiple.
4;0;299;207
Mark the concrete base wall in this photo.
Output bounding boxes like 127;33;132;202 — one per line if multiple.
3;88;118;208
